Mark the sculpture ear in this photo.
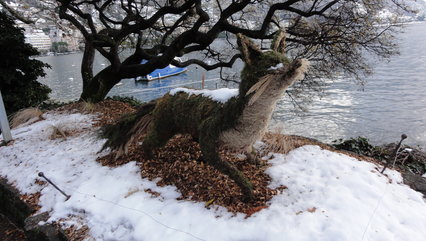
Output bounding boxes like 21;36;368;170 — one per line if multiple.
271;30;286;55
237;34;262;65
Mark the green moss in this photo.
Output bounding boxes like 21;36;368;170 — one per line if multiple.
142;93;224;150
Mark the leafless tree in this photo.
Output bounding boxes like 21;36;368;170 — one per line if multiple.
1;0;412;102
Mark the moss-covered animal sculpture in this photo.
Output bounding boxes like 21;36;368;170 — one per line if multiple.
102;32;309;201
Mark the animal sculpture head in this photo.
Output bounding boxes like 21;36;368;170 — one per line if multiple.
237;31;290;96
237;31;309;102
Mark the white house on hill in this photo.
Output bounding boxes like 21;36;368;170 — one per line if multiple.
25;29;52;52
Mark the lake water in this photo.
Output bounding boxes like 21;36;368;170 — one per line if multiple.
38;51;237;101
37;22;426;148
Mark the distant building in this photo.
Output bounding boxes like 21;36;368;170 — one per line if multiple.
24;29;52;51
46;24;82;52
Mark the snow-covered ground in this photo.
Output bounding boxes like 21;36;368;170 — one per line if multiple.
0;113;425;241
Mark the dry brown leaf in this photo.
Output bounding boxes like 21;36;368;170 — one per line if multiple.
307;207;317;213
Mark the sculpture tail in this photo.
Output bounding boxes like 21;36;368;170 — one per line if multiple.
100;101;156;157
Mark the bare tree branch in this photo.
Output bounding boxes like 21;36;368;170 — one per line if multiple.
0;0;34;24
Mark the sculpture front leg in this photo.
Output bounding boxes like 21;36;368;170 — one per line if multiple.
199;126;254;202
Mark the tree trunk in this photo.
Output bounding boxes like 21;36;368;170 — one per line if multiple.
79;66;120;103
81;41;95;91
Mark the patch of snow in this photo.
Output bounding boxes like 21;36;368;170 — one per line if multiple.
403;148;413;152
170;87;238;104
0;113;426;241
378;9;395;19
268;63;284;70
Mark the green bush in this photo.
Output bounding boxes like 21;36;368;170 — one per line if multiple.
51;41;69;53
333;137;379;157
0;11;51;114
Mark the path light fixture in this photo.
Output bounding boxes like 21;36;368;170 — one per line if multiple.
381;134;408;174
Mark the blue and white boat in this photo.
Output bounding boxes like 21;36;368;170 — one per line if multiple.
136;59;188;81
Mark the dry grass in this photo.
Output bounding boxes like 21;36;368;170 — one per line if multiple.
262;126;291;154
81;101;96;113
261;131;380;165
263;129;331;155
10;108;43;129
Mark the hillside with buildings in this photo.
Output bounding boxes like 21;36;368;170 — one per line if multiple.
2;0;426;54
21;23;82;54
2;1;83;54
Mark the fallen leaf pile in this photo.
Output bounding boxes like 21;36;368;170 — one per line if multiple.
59;216;91;241
20;193;41;212
98;131;287;214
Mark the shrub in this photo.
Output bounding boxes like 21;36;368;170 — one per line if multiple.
0;11;51;114
332;136;389;162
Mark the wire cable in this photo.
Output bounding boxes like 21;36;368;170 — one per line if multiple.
72;190;206;241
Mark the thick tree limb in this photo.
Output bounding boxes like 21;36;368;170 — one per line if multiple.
0;0;34;24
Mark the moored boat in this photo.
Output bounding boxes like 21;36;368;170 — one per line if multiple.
135;59;188;81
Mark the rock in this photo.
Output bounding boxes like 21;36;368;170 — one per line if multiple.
24;212;68;241
402;173;426;197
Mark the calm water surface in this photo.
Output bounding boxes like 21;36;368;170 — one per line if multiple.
37;22;426;148
38;52;235;101
274;22;426;148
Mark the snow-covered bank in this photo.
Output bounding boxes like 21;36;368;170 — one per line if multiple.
0;113;425;241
